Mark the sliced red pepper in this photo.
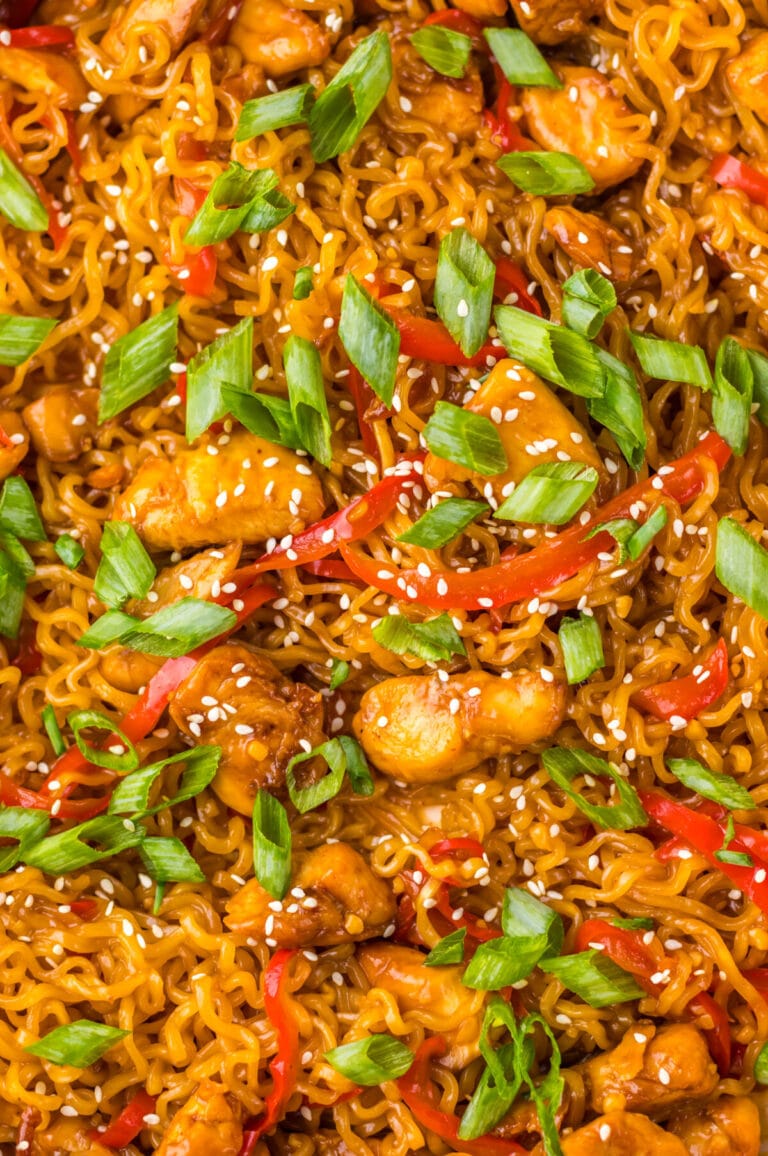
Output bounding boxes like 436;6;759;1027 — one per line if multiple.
174;369;187;405
574;918;660;993
340;431;731;611
174;175;207;216
484;67;536;153
386;307;501;367
641;791;768;915
7;25;75;49
348;365;386;459
12;621;42;675
709;153;768;209
397;1036;526;1156
631;638;729;722
240;948;300;1154
200;0;245;45
89;1088;156;1149
688;991;731;1076
742;968;768;998
0;102;67;248
0;775;110;819
17;1105;41;1150
68;898;99;920
233;458;424;580
301;557;360;582
0;1;39;27
41;108;82;179
493;256;542;315
167;245;218;297
423;8;485;36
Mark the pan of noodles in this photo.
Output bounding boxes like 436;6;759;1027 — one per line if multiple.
1;0;768;1151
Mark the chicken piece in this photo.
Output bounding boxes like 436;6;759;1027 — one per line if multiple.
0;47;86;109
582;1023;719;1115
100;647;163;695
521;67;645;191
357;944;486;1069
726;33;768;124
113;430;325;551
29;1118;113;1155
355;670;565;783
225;843;396;947
510;0;603;44
668;1096;760;1156
131;542;242;617
101;0;207;60
229;0;330;77
168;643;326;815
544;207;637;282
22;388;100;463
155;1080;243;1156
0;410;28;481
395;38;483;139
424;359;603;503
547;1111;687;1155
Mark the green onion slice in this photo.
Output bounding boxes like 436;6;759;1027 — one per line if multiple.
612;916;654;930
0;148;48;232
561;269;616;339
483;28;561;88
285;738;347;814
112;598;237;658
67;709;139;773
24;1020;129;1068
434;227;495;358
754;1041;768;1085
0;314;57;367
0;806;50;873
424;927;467;966
99;304;179;422
184;163;293;246
309;30;392;163
0;531;33;578
186;316;253;442
235;84;315;141
498;150;595;196
712;335;752;456
339;275;400;407
23;815;146;874
42;704;66;757
285;334;332;466
0;476;45;541
588;348;647;470
494;306;605;399
422;401;507;475
0;550;27;639
667;756;755;811
54;533;85;569
716;516;768;622
541;747;648;830
586;516;637;563
252;789;292;899
746;346;768;429
558;613;604;684
221;385;302;450
626;505;667;560
410;25;472;79
94;521;156;609
372;612;466;662
629;331;712;387
398;497;489;549
325;1034;413;1085
139;836;205;883
540;949;645;1006
108;746;221;816
77;609;140;650
496;462;598;525
338;734;374;796
293;266;314;300
329;658;350;691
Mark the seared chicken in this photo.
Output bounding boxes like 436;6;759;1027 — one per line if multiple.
0;47;86;108
0;410;28;481
228;0;330;77
544;207;637;282
22;388;100;463
726;33;768;124
509;0;604;45
668;1095;760;1156
155;1080;243;1156
550;1111;687;1155
101;0;207;59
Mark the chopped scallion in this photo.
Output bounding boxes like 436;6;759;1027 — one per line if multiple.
397;497;489;549
0;314;57;366
541;746;648;830
309;31;392;163
99;304;179;422
186;317;253;441
284;335;332;466
422;401;507;475
558;613;604;683
715;516;768;622
629;331;712;388
0;148;48;232
561;269;616;339
325;1034;413;1085
434;227;495;357
235;84;315;141
410;25;472;79
24;1020;129;1068
139;836;205;882
497;150;595;196
339;275;400;407
495;461;598;525
372;612;466;662
252;789;292;899
483;28;561;88
94;522;156;609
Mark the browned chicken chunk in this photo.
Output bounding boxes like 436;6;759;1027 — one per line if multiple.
522;67;646;191
101;0;207;60
22;387;100;463
229;0;330;77
510;0;604;44
225;843;396;946
29;1118;113;1154
396;37;483;139
168;643;326;815
113;431;325;551
155;1080;243;1156
357;944;486;1068
581;1023;719;1115
0;410;28;481
726;33;768;124
354;669;566;782
547;1111;687;1155
0;47;86;108
668;1095;760;1156
424;359;603;503
544;207;637;282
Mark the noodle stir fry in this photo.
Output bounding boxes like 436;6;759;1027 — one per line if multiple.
1;0;768;1151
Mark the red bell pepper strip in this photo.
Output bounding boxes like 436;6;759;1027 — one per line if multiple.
0;0;39;27
709;153;768;209
301;557;360;582
41;109;82;179
12;621;42;675
89;1088;156;1149
348;365;386;459
742;968;768;998
493;256;542;315
0;775;110;819
631;638;729;722
574;918;661;993
423;8;484;36
340;431;731;611
68;897;99;920
7;25;75;49
397;1036;526;1156
239;949;300;1154
233;458;424;580
167;245;218;297
386;307;501;367
200;0;245;45
0;422;12;448
688;991;731;1076
641;791;768;914
0;102;67;248
16;1105;41;1150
